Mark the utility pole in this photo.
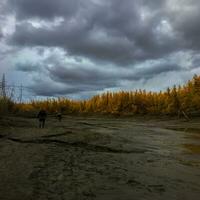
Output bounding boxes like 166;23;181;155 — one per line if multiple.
1;74;6;98
19;84;23;103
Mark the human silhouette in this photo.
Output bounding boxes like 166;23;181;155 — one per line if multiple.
37;109;47;128
56;112;62;122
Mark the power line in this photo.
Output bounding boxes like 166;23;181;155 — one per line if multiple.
0;74;33;101
0;84;33;90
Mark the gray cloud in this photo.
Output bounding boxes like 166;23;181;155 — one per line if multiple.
24;53;183;96
7;0;80;20
0;31;3;40
7;0;179;65
6;0;200;63
47;62;182;84
15;62;41;72
29;80;84;96
131;63;183;81
2;0;200;98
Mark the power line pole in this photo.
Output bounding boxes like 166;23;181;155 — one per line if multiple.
1;74;6;98
19;84;23;103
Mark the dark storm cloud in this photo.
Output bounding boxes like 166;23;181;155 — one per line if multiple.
168;4;200;50
29;69;116;97
25;57;183;97
0;0;6;39
6;0;200;65
15;62;41;72
30;83;97;97
29;64;118;97
47;65;115;86
29;80;85;96
7;0;179;65
7;0;80;20
131;63;182;81
0;31;3;39
3;0;200;97
47;62;182;84
190;53;200;68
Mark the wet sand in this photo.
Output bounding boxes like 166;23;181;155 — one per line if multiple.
0;115;200;200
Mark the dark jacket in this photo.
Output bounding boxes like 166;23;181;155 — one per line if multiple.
37;110;47;120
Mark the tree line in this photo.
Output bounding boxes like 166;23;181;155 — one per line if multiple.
12;74;200;117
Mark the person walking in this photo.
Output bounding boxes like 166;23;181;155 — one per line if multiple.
37;109;47;128
56;112;62;122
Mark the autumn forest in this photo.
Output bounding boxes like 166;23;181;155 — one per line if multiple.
1;74;195;117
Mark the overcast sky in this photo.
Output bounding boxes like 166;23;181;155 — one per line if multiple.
1;0;200;100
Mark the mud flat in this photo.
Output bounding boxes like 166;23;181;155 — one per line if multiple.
0;115;200;200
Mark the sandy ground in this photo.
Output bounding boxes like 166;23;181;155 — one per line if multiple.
0;115;200;200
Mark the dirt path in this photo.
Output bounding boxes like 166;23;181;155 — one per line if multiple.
0;116;200;200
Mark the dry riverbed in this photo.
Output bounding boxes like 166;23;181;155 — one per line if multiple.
0;115;200;200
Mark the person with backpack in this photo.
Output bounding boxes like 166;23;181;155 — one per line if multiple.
37;109;47;128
